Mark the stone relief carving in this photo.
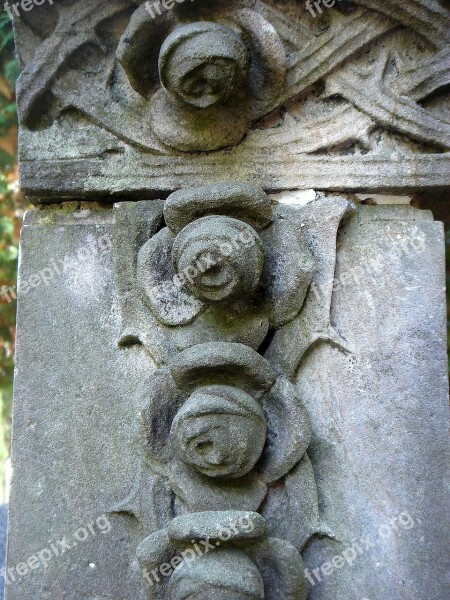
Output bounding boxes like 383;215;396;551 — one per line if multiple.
114;184;351;365
145;22;250;151
117;5;285;151
136;511;308;600
137;342;313;513
12;1;443;596
112;183;355;598
6;0;450;597
10;0;449;195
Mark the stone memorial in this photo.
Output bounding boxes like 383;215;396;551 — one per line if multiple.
4;1;449;599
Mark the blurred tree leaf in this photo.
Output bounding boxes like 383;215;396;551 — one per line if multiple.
0;12;20;483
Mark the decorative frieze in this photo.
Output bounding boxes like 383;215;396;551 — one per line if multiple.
10;0;450;196
112;183;353;598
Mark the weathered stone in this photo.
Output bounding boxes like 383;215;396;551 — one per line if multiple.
137;512;308;600
167;511;266;544
258;377;312;484
169;342;275;398
168;461;268;513
170;385;267;479
128;189;322;347
6;0;450;598
152;22;250;150
139;355;313;516
264;197;354;377
116;3;175;100
9;0;450;197
261;455;321;551
297;205;449;599
259;207;315;328
137;227;204;327
6;208;152;599
6;197;449;600
167;548;265;599
164;183;272;234
150;86;249;152
171;217;264;303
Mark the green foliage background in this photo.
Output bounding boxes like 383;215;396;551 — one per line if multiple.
0;11;20;491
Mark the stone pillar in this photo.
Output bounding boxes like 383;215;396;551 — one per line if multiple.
5;1;449;599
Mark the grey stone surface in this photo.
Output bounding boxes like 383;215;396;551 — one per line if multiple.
6;207;152;599
167;548;265;600
114;192;326;363
7;2;450;598
0;505;8;600
171;217;264;303
151;21;250;151
167;511;267;543
297;206;450;598
137;337;314;521
169;385;267;479
169;343;275;398
137;513;308;600
10;0;450;197
164;184;272;234
6;201;449;599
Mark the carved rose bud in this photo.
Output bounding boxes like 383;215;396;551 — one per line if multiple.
159;22;249;109
168;547;264;600
170;385;267;479
172;216;264;303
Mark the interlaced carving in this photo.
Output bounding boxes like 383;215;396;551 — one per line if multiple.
11;0;450;195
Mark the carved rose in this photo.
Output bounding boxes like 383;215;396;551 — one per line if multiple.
172;216;264;303
116;5;286;151
159;22;249;109
168;548;264;600
134;184;321;334
170;385;267;479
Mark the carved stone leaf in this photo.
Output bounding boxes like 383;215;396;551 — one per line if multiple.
137;228;204;327
136;529;176;600
259;377;312;484
139;368;186;472
112;462;173;532
265;197;354;379
167;511;267;544
169;462;268;513
249;538;309;600
226;8;286;119
116;2;174;99
164;182;272;233
261;454;321;552
113;199;174;364
260;207;315;328
169;303;270;354
169;342;275;399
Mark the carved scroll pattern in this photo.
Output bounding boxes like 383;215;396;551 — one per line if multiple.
113;185;353;598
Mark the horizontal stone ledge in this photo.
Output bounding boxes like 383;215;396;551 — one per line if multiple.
19;154;450;201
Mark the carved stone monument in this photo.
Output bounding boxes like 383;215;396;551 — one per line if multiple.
5;1;449;599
